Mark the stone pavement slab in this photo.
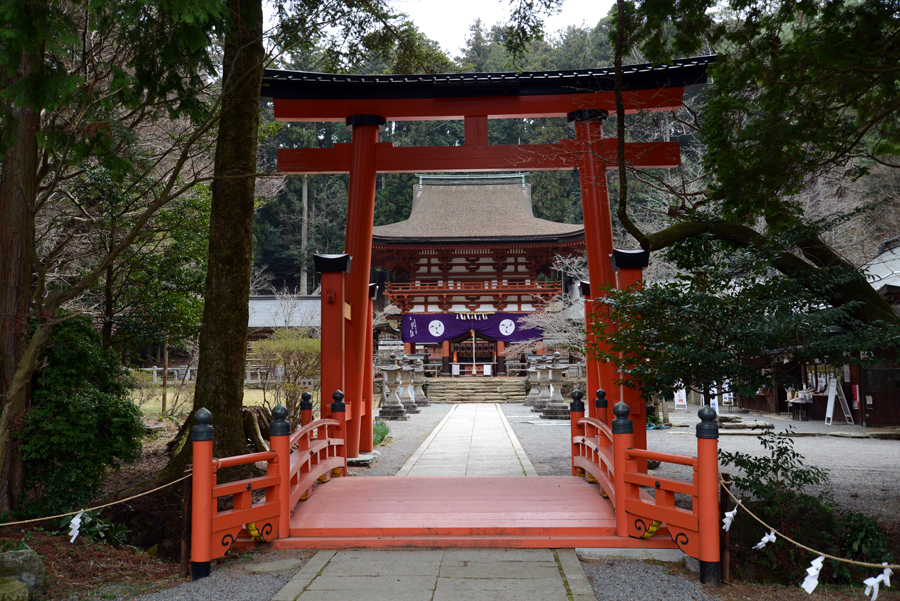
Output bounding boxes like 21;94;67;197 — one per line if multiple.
272;548;590;601
558;549;596;601
295;592;434;601
305;575;437;591
396;403;537;476
244;558;304;573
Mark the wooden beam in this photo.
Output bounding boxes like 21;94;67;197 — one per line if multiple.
273;88;684;122
279;140;680;174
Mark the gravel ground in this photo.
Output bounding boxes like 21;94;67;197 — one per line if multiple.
122;550;313;601
655;406;900;522
581;559;718;601
500;403;572;476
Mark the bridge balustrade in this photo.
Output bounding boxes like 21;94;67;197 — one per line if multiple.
570;390;721;585
189;391;347;581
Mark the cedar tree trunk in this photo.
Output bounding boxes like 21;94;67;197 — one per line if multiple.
164;0;265;477
0;46;41;512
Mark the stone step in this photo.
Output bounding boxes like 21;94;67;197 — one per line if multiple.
423;376;528;404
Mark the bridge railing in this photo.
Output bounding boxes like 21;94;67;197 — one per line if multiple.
570;390;720;585
189;391;347;581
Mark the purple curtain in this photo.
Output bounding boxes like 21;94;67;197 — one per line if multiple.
401;313;540;343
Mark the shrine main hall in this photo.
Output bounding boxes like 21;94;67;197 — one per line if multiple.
372;173;584;376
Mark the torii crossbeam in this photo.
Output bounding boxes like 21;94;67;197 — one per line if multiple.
263;57;713;459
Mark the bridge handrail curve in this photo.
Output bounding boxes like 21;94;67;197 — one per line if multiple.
625;448;698;468
290;418;340;447
213;451;277;471
577;416;612;441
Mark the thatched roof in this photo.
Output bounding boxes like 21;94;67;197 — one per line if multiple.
372;176;584;244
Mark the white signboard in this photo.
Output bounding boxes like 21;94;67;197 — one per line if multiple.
825;377;836;425
483;364;492;376
721;380;734;406
451;364;460;376
674;388;688;411
710;386;719;413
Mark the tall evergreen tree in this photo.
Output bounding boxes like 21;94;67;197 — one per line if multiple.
0;0;225;511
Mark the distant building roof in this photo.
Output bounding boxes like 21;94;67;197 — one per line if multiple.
371;174;584;245
248;295;320;329
864;236;900;306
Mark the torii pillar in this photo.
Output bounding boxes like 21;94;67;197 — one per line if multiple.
613;248;651;471
342;114;384;458
569;109;619;411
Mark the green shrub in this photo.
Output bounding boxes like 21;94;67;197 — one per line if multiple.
19;313;144;516
58;511;130;546
720;427;893;585
719;426;830;525
250;328;320;425
373;419;390;446
832;511;895;583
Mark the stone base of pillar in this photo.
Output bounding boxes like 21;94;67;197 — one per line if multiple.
415;396;430;407
378;403;408;420
540;403;571;420
401;400;421;414
531;399;550;413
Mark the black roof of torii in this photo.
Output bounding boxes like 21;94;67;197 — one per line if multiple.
261;55;716;101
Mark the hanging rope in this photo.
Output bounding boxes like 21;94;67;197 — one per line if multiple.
0;472;192;528
719;475;899;570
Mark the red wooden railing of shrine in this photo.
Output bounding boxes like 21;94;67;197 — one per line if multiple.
569;390;721;584
385;280;563;293
189;391;347;581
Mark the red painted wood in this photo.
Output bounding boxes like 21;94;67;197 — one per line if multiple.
697;436;720;563
273;89;684;122
360;295;374;453
320;271;347;421
618;265;647;471
272;534;679;550
465;115;489;146
191;439;213;564
278;140;680;174
281;476;648;548
344;122;379;459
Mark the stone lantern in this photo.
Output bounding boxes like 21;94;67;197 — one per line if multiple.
413;359;429;407
548;352;566;403
398;355;420;414
541;352;571;419
379;353;408;421
524;358;541;406
531;358;552;413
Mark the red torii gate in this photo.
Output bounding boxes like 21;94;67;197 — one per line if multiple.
188;59;724;586
263;58;712;459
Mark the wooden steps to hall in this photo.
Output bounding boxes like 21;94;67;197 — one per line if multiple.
271;476;679;550
425;377;527;403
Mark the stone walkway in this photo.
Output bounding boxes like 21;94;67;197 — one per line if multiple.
271;548;594;601
395;403;538;476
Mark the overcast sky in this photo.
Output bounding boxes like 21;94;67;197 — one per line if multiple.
386;0;615;58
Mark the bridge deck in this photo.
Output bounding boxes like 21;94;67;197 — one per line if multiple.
272;476;678;550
